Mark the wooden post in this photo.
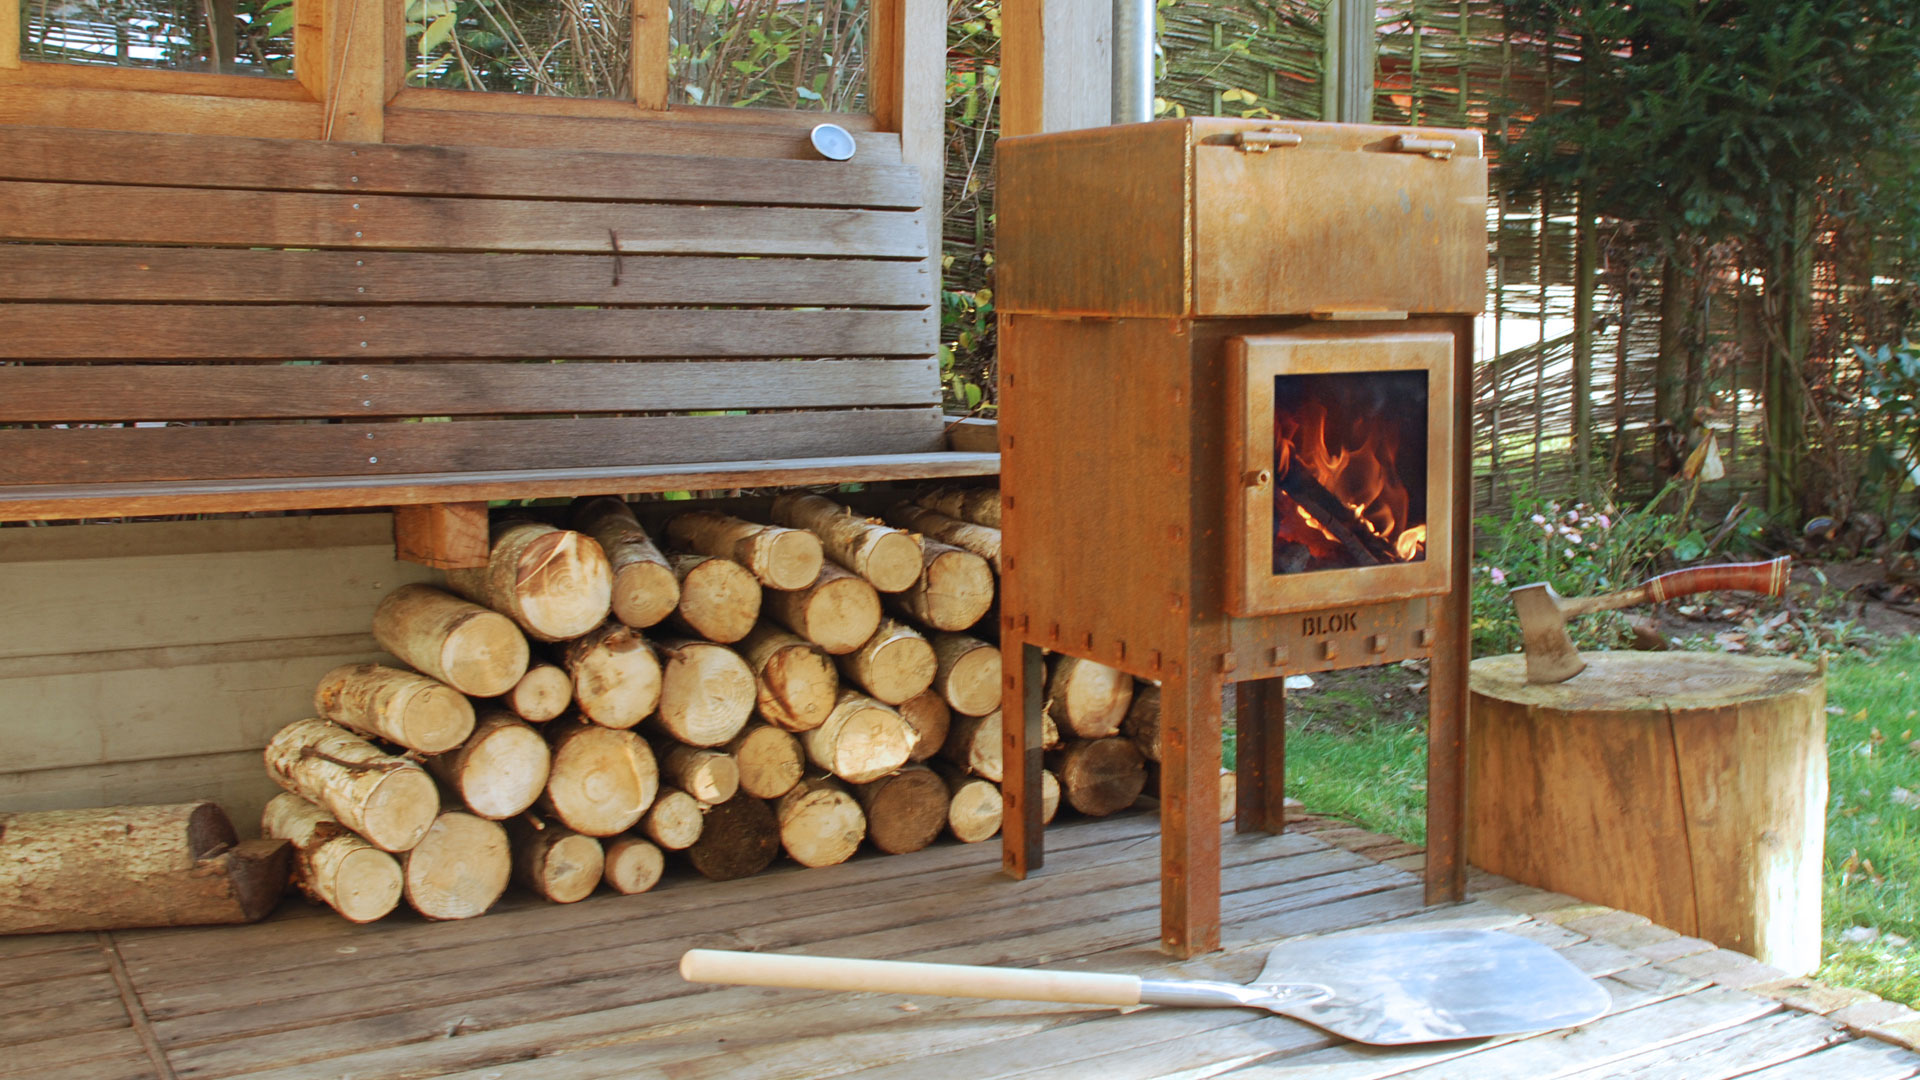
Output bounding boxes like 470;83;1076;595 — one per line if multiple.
1425;323;1474;905
315;0;387;142
393;503;490;569
1232;677;1286;834
868;0;945;297
0;0;19;69
632;0;669;108
1000;0;1112;137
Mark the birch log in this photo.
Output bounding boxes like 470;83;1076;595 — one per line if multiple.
765;563;882;655
602;836;666;894
641;788;705;850
501;663;572;724
894;541;994;632
853;765;949;855
1047;657;1134;739
1121;683;1161;762
668;553;762;644
653;639;756;747
886;503;1002;573
510;817;603;903
446;521;613;642
263;718;439;852
262;793;402;924
1041;768;1062;825
916;486;1002;529
940;709;1054;782
313;663;474;754
667;511;823;591
1049;737;1147;817
572;497;680;629
539;722;659;836
775;776;867;868
373;584;529;698
770;494;923;593
561;622;662;730
402;811;510;920
931;761;1003;843
738;623;838;732
0;803;290;934
726;723;806;800
804;690;914;784
931;635;1002;717
896;690;951;763
661;745;740;805
426;711;551;820
836;618;936;705
686;794;781;881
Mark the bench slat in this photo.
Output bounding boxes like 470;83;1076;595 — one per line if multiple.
0;409;948;485
0;183;928;258
0;360;941;421
0;306;937;360
0;124;921;208
0;248;933;307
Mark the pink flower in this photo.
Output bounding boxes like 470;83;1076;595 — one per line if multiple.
1596;513;1612;530
1489;566;1507;585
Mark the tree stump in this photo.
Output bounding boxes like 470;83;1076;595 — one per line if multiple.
1468;651;1827;974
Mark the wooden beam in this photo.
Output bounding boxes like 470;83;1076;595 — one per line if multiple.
1000;0;1111;136
393;502;490;569
634;0;669;108
2;0;22;69
321;0;386;141
869;0;945;286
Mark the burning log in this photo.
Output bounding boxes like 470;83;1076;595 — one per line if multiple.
1276;465;1396;566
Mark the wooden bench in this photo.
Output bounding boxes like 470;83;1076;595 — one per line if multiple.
0;123;995;535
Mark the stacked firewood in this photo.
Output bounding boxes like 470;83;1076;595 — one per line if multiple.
258;488;1154;923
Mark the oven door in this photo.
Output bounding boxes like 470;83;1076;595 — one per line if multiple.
1226;328;1455;617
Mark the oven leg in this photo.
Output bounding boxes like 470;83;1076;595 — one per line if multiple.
1001;640;1047;880
1160;660;1223;957
1233;678;1286;834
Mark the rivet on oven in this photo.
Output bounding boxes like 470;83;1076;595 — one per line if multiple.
1217;653;1237;674
1270;645;1289;666
1369;634;1388;654
1168;594;1185;612
1117;641;1127;660
1049;622;1061;642
1150;650;1163;671
1322;641;1339;661
1004;495;1015;509
1083;632;1093;649
1019;614;1031;632
1417;627;1434;647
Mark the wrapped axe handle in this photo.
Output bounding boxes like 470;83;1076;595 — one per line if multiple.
1561;556;1790;619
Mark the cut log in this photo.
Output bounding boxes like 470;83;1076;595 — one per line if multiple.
539;721;659;837
661;745;741;805
573;497;680;629
560;621;662;730
603;836;666;894
262;793;403;924
1046;656;1135;739
916;486;1002;529
836;618;937;705
1143;764;1236;824
667;510;824;591
853;765;949;855
726;723;806;800
500;662;572;724
896;690;952;763
893;540;994;632
426;711;551;821
510;816;603;903
1041;768;1062;825
0;802;290;934
263;718;439;853
373;584;530;698
941;710;1004;782
402;811;510;920
313;662;475;754
804;690;914;784
775;776;867;868
770;493;923;593
1121;682;1161;762
1048;737;1148;817
886;502;1002;573
641;787;706;850
931;761;1003;843
667;553;762;644
446;520;614;642
653;639;757;747
738;623;838;732
685;793;781;881
931;634;1002;717
765;562;883;655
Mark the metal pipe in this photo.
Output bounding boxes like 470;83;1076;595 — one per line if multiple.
1111;0;1154;124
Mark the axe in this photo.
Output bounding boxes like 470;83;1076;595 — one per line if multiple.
1510;556;1791;684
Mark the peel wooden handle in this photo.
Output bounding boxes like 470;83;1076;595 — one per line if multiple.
1643;556;1790;604
679;949;1144;1006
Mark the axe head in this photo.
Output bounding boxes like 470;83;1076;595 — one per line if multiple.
1511;583;1585;684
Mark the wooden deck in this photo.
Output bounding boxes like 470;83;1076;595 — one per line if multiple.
5;812;1919;1080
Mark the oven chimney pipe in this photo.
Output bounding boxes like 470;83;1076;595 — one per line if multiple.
1111;0;1155;124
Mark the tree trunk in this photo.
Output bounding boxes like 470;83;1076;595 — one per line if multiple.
737;623;839;732
500;662;572;724
539;721;659;837
602;836;666;894
426;710;551;821
510;816;604;903
262;793;402;924
770;493;923;593
931;634;1001;717
1048;737;1147;817
667;553;762;644
893;540;994;632
0;802;290;933
897;689;952;763
560;621;662;730
1653;249;1698;478
402;811;510;921
853;764;949;855
775;776;867;867
764;562;883;655
667;510;824;591
836;618;937;705
686;793;781;881
661;744;741;804
264;718;440;853
916;486;1002;528
886;502;1002;573
1047;656;1134;739
572;497;680;629
313;662;475;754
446;521;614;642
1573;179;1597;491
931;761;1003;843
373;584;529;698
804;690;914;783
726;723;806;800
1764;199;1814;518
1122;683;1161;762
642;788;706;850
654;639;756;747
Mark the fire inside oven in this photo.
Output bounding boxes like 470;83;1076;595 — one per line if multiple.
1270;371;1429;575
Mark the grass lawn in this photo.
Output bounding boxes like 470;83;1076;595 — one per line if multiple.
1248;638;1920;1006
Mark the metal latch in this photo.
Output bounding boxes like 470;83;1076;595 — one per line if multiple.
1234;130;1304;153
1394;134;1456;160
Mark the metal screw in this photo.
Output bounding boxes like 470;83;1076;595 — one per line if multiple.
357;315;366;322
360;341;368;347
353;231;362;238
365;433;374;439
369;456;378;463
357;286;365;293
352;203;360;210
355;260;364;267
362;400;372;407
360;373;370;380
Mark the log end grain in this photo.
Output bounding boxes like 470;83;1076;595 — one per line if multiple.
864;530;927;594
897;690;952;763
1049;657;1135;739
728;724;806;800
404;812;511;921
443;714;552;820
686;794;780;881
566;623;663;730
602;836;666;894
362;767;444;853
612;560;681;630
439;608;534;699
544;724;659;837
945;775;1004;844
807;694;913;784
775;567;883;655
1053;737;1147;818
516;826;605;904
507;527;616;642
909;546;995;632
746;631;840;733
314;663;477;754
642;788;706;850
934;636;1003;717
841;624;937;705
321;844;406;923
657;642;756;747
776;782;867;868
674;555;763;645
761;529;827;591
855;766;949;855
503;663;574;724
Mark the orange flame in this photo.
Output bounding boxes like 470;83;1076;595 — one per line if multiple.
1274;398;1425;566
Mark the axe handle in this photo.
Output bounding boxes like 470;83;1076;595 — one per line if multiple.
1563;556;1791;618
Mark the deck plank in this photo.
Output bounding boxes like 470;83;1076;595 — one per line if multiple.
1555;1010;1851;1080
1729;1037;1920;1080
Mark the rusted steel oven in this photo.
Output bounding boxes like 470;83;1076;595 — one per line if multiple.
995;118;1487;956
